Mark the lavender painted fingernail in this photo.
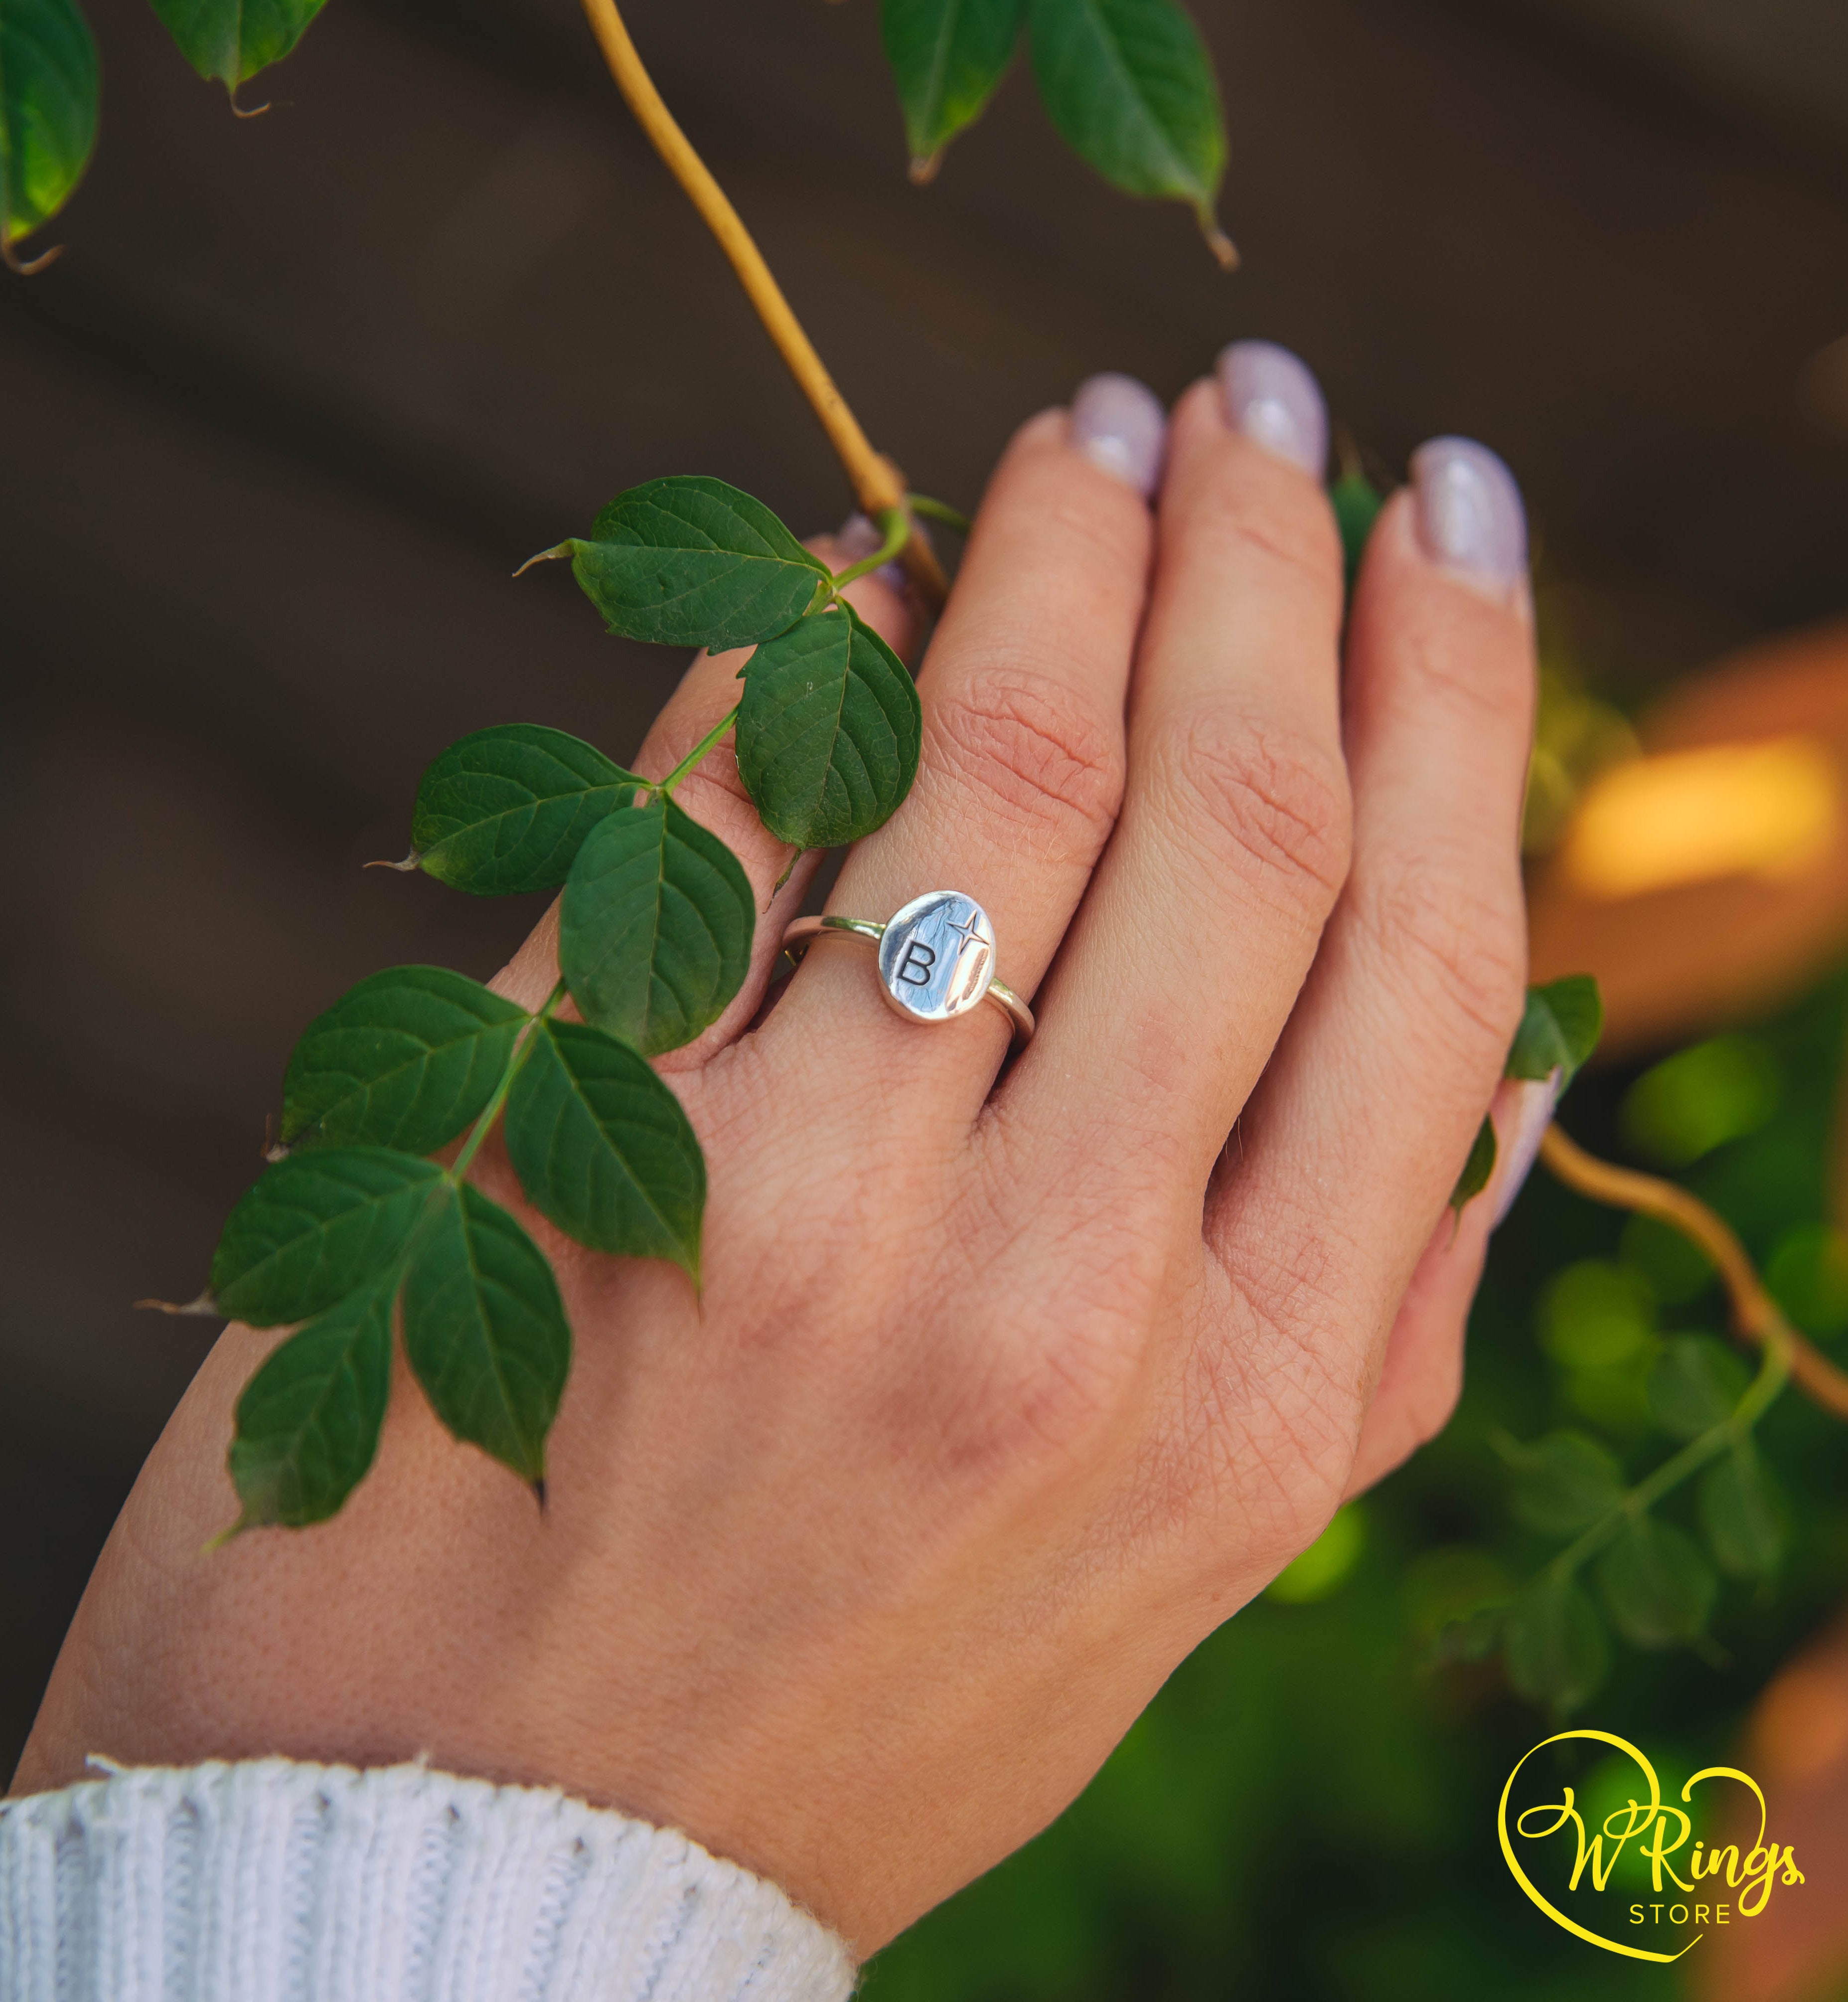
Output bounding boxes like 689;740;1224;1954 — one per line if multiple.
1489;1073;1562;1226
1070;372;1167;497
1215;339;1327;477
1411;437;1528;597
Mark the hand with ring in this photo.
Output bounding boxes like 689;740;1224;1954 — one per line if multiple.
15;345;1539;1962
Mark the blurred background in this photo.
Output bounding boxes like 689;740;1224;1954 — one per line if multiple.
5;0;1848;1994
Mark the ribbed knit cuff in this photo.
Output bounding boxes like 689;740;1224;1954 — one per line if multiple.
0;1757;855;2002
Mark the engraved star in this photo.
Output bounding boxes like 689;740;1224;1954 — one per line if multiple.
946;908;986;949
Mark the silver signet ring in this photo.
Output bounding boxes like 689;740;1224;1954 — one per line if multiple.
779;890;1035;1045
877;890;995;1023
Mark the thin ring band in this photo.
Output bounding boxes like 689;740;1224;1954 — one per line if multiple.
781;913;1036;1046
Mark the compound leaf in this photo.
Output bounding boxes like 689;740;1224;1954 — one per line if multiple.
1596;1514;1717;1647
280;966;527;1155
401;1181;569;1487
411;725;637;895
226;1267;397;1529
881;0;1024;176
504;1018;704;1279
1027;0;1230;262
1700;1440;1784;1579
150;0;326;92
212;1147;444;1327
1497;1429;1625;1537
550;476;829;652
1505;1575;1608;1712
559;788;755;1056
1450;1114;1496;1214
1508;975;1603;1087
737;603;922;848
1647;1335;1749;1442
0;0;97;260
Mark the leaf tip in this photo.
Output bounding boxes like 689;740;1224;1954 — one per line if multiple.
135;1290;220;1318
909;152;943;186
531;1476;549;1515
228;91;273;119
364;850;421;873
514;543;574;579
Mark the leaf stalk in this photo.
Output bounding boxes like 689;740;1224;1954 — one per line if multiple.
449;981;566;1183
660;704;742;796
829;507;910;590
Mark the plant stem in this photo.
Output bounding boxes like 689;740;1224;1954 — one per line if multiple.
576;0;948;609
450;982;565;1183
907;493;972;537
831;507;910;589
1539;1123;1848;1421
1541;1341;1789;1586
660;704;741;795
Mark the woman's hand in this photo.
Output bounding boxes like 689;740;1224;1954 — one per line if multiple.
15;345;1537;1957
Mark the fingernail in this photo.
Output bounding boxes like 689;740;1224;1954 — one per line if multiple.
1489;1072;1561;1227
835;512;909;589
1215;339;1327;477
1410;437;1527;597
1070;372;1167;497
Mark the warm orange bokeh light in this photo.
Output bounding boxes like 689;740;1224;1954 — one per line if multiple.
1561;737;1841;900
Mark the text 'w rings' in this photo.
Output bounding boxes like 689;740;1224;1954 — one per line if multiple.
781;891;1035;1046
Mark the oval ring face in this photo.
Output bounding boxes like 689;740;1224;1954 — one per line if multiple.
876;890;997;1024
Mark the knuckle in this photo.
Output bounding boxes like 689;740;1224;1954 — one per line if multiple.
1360;853;1527;1063
1141;707;1351;919
928;667;1125;860
1183;465;1343;599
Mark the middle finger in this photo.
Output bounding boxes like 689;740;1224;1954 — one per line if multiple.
1002;346;1350;1182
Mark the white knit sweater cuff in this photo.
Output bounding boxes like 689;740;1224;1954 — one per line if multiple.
0;1757;855;2002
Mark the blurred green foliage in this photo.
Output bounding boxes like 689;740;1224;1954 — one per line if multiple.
866;967;1848;2001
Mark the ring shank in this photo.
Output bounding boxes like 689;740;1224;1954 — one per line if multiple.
781;914;1035;1045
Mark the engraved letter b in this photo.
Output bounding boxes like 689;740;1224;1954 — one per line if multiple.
897;940;937;986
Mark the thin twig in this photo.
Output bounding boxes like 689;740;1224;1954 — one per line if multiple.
1539;1123;1848;1421
577;0;949;609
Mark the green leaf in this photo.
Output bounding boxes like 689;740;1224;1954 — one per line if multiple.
1496;1429;1625;1537
280;967;528;1155
0;0;97;260
1505;1575;1608;1712
1507;975;1603;1087
1646;1335;1749;1441
1700;1440;1783;1579
1027;0;1231;262
401;1182;570;1487
211;1147;444;1327
736;604;923;849
149;0;326;92
411;725;638;895
1449;1114;1497;1214
504;1019;705;1279
558;788;755;1057
1595;1514;1718;1647
552;477;830;652
1330;469;1383;596
881;0;1024;176
226;1267;397;1529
